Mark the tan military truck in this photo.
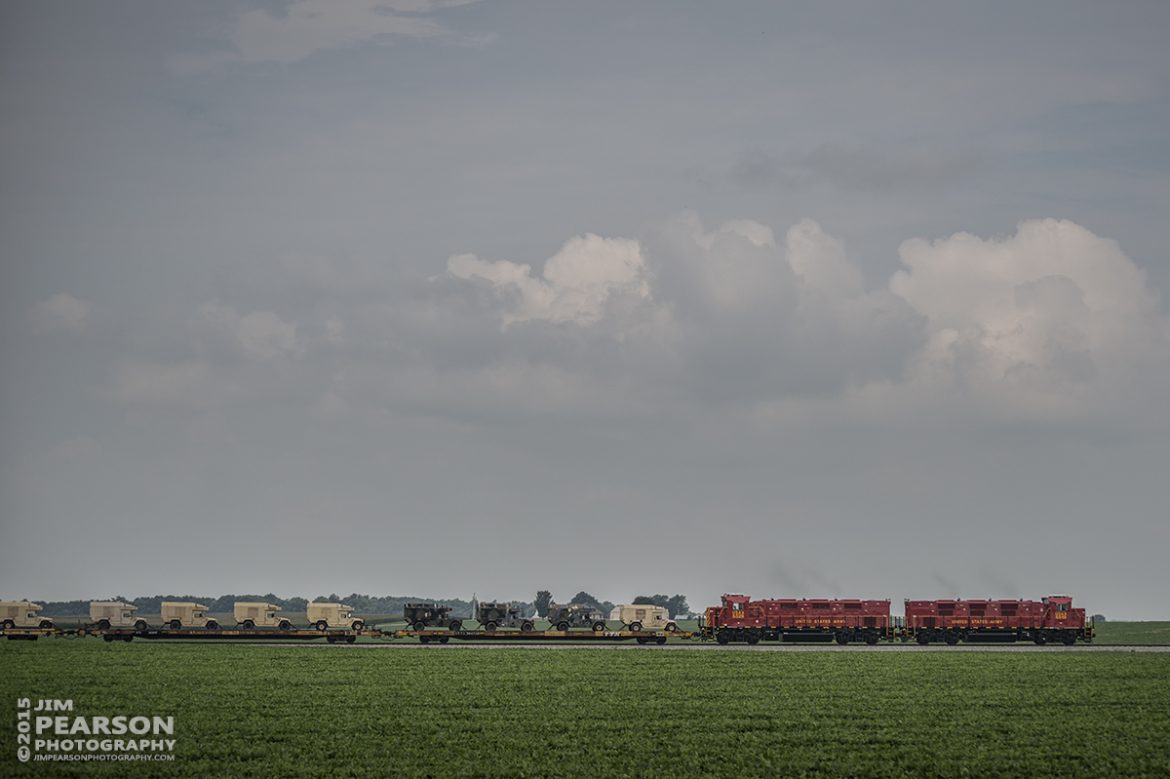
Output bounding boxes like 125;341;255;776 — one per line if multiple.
160;601;218;629
89;601;148;631
615;604;677;633
234;602;292;630
307;602;364;631
0;600;53;629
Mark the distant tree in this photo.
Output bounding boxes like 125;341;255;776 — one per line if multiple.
1091;614;1107;623
632;596;657;606
666;595;689;618
534;591;552;618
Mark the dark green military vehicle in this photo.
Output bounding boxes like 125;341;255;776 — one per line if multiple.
476;601;535;632
546;602;607;632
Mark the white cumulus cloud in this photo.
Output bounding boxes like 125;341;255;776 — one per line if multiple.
447;233;651;327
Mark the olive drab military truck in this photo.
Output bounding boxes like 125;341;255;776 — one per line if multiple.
0;601;53;629
307;602;364;631
160;601;218;629
546;601;607;632
89;601;148;631
234;602;292;630
475;601;535;632
403;603;461;631
615;604;677;632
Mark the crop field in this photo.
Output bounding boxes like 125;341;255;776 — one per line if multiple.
3;641;1169;777
1093;621;1170;645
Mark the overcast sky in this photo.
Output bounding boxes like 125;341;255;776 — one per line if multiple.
2;2;1168;618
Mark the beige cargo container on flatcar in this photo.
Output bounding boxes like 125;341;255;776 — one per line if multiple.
0;600;53;629
160;601;218;629
233;602;292;629
615;604;676;632
89;601;147;630
306;602;364;631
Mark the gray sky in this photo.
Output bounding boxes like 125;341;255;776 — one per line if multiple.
2;2;1168;618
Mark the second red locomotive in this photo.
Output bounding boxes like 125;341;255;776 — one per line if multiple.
702;594;1092;646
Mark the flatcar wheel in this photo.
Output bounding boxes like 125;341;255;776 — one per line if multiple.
656;637;667;645
439;636;449;644
419;636;430;644
103;634;115;642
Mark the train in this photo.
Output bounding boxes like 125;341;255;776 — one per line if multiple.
3;594;1094;646
701;594;1092;646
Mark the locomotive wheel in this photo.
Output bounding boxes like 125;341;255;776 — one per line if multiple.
629;621;643;633
485;621;498;632
1033;633;1048;646
916;633;931;645
716;633;730;645
836;632;849;646
97;619;111;631
169;620;182;630
520;621;534;632
944;632;959;646
1062;632;1076;646
865;633;880;646
317;620;329;631
449;620;462;632
746;632;760;645
556;621;570;632
592;621;606;632
242;619;255;630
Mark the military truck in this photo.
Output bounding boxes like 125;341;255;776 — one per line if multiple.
160;601;218;629
403;603;462;631
234;602;292;630
615;604;677;632
0;601;53;629
476;601;535;632
546;602;607;632
307;602;364;631
89;601;148;631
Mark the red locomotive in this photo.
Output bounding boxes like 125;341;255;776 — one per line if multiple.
702;594;892;645
702;594;1092;646
903;595;1089;646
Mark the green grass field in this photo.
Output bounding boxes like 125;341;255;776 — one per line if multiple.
3;641;1168;777
1093;621;1170;645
